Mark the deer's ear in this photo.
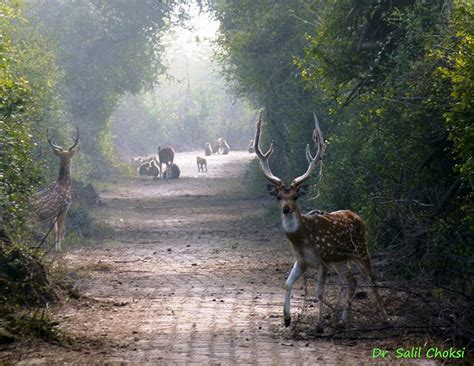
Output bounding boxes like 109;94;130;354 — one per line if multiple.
53;148;62;156
297;184;309;197
266;184;279;197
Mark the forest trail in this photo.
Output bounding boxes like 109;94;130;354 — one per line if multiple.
6;152;403;365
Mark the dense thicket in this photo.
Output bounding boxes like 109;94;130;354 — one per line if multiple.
0;2;62;339
212;0;473;293
0;2;59;233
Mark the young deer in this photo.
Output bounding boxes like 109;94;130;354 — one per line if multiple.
204;143;213;156
34;128;80;251
196;156;207;172
254;113;386;332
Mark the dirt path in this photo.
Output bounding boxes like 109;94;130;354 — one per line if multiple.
3;151;429;365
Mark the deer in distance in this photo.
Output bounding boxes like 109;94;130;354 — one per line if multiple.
138;161;149;176
254;113;387;332
196;156;207;172
218;139;230;155
163;163;180;179
204;143;213;156
213;138;230;155
34;128;80;251
158;146;175;179
148;158;161;178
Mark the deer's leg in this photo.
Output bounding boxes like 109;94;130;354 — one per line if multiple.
284;261;305;327
53;218;59;250
353;259;388;321
347;269;357;302
315;264;328;333
55;211;67;251
335;267;356;312
332;262;353;327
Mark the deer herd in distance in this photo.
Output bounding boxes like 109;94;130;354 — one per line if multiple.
130;137;234;179
32;114;387;332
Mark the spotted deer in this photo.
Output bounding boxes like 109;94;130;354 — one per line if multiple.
254;113;386;332
158;146;175;179
34;128;80;251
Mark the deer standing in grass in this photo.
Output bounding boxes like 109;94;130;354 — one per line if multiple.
254;113;386;332
34;128;80;251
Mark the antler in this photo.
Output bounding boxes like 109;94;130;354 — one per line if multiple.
253;112;283;187
46;129;62;150
68;127;80;151
291;112;326;187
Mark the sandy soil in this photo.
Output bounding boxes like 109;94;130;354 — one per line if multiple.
1;151;441;365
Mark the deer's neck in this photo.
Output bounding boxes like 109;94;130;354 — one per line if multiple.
281;206;303;235
285;212;322;268
57;160;72;186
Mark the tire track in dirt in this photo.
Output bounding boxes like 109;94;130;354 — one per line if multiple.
6;151;383;365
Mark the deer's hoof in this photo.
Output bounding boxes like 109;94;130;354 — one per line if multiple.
284;317;291;327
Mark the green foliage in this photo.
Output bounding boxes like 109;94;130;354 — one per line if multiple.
296;0;473;291
435;1;474;230
0;1;74;235
0;240;58;309
0;2;40;232
5;309;62;343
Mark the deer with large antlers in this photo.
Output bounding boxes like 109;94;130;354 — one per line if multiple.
34;128;80;251
254;113;386;332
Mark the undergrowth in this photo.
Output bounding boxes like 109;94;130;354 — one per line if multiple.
0;238;83;345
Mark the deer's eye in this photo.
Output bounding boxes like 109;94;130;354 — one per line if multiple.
276;196;282;200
